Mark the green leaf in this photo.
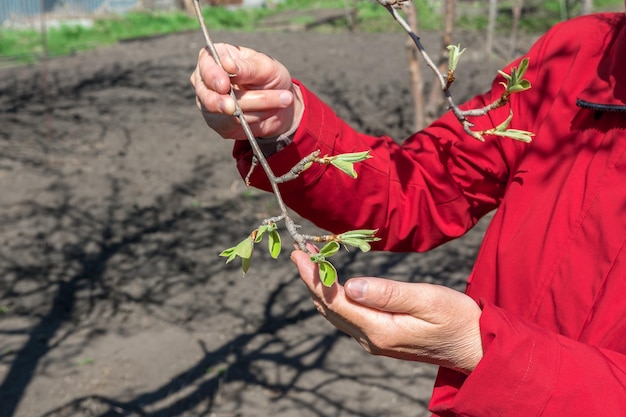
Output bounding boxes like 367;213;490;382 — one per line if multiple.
340;237;372;252
330;159;357;178
255;223;277;243
494;111;514;132
234;237;254;259
241;255;252;274
517;57;529;79
318;260;338;287
319;241;341;257
255;226;267;243
221;237;255;274
338;229;380;240
508;79;531;93
499;58;531;95
447;44;466;72
497;69;512;81
327;151;372;178
219;247;238;263
310;253;324;263
497;129;534;143
333;150;372;163
268;230;281;259
336;229;380;252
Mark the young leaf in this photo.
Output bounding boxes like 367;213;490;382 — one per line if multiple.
268;230;281;259
494;111;514;132
339;237;372;252
318;260;338;287
338;229;380;240
332;151;372;163
241;255;252;274
497;70;512;81
508;79;531;93
255;225;268;243
330;159;358;178
234;237;254;259
496;129;534;143
219;247;238;263
498;58;531;95
325;151;372;178
319;241;341;257
220;237;255;274
447;44;466;72
516;57;530;79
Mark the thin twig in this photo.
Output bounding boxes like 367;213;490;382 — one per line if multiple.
383;1;529;142
193;0;317;251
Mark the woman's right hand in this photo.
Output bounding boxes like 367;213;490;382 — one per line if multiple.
190;43;303;141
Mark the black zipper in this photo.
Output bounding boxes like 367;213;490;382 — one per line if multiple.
576;98;626;112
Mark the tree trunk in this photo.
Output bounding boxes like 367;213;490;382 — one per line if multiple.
344;0;358;32
403;1;425;131
509;0;523;59
425;0;455;121
581;0;593;15
485;0;497;59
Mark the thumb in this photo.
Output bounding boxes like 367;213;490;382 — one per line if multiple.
345;278;421;314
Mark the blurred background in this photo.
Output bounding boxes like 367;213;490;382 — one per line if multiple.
2;0;623;66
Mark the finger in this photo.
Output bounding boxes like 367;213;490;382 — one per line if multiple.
290;250;374;339
193;68;236;115
344;278;439;316
289;250;388;327
223;48;292;91
233;88;294;113
290;250;339;303
197;46;234;94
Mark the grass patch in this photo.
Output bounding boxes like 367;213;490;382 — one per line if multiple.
0;7;272;64
0;0;623;64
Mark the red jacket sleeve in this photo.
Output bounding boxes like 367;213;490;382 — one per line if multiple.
233;79;527;252
430;301;626;416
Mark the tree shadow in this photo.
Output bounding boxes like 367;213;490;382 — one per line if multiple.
0;152;447;417
0;30;495;417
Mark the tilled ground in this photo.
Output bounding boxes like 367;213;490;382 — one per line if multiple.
0;27;533;417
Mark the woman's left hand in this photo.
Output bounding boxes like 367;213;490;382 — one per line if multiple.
291;250;484;375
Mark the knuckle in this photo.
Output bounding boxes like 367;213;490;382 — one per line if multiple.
378;282;397;309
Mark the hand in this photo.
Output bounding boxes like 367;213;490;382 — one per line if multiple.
190;43;304;140
291;250;484;375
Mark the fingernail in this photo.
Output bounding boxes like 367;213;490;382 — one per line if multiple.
213;78;223;92
346;279;367;301
279;91;292;107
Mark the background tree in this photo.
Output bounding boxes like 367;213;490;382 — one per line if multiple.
509;0;524;58
403;1;426;130
581;0;594;15
485;0;497;59
426;0;456;122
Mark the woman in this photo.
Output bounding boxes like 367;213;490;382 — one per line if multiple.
191;6;626;415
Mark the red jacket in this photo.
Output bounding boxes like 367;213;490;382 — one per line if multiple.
234;11;626;416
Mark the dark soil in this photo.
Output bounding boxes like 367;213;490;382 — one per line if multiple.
0;26;535;417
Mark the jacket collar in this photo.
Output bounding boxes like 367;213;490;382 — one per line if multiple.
577;13;626;112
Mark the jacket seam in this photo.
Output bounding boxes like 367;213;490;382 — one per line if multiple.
498;335;537;417
529;140;626;321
